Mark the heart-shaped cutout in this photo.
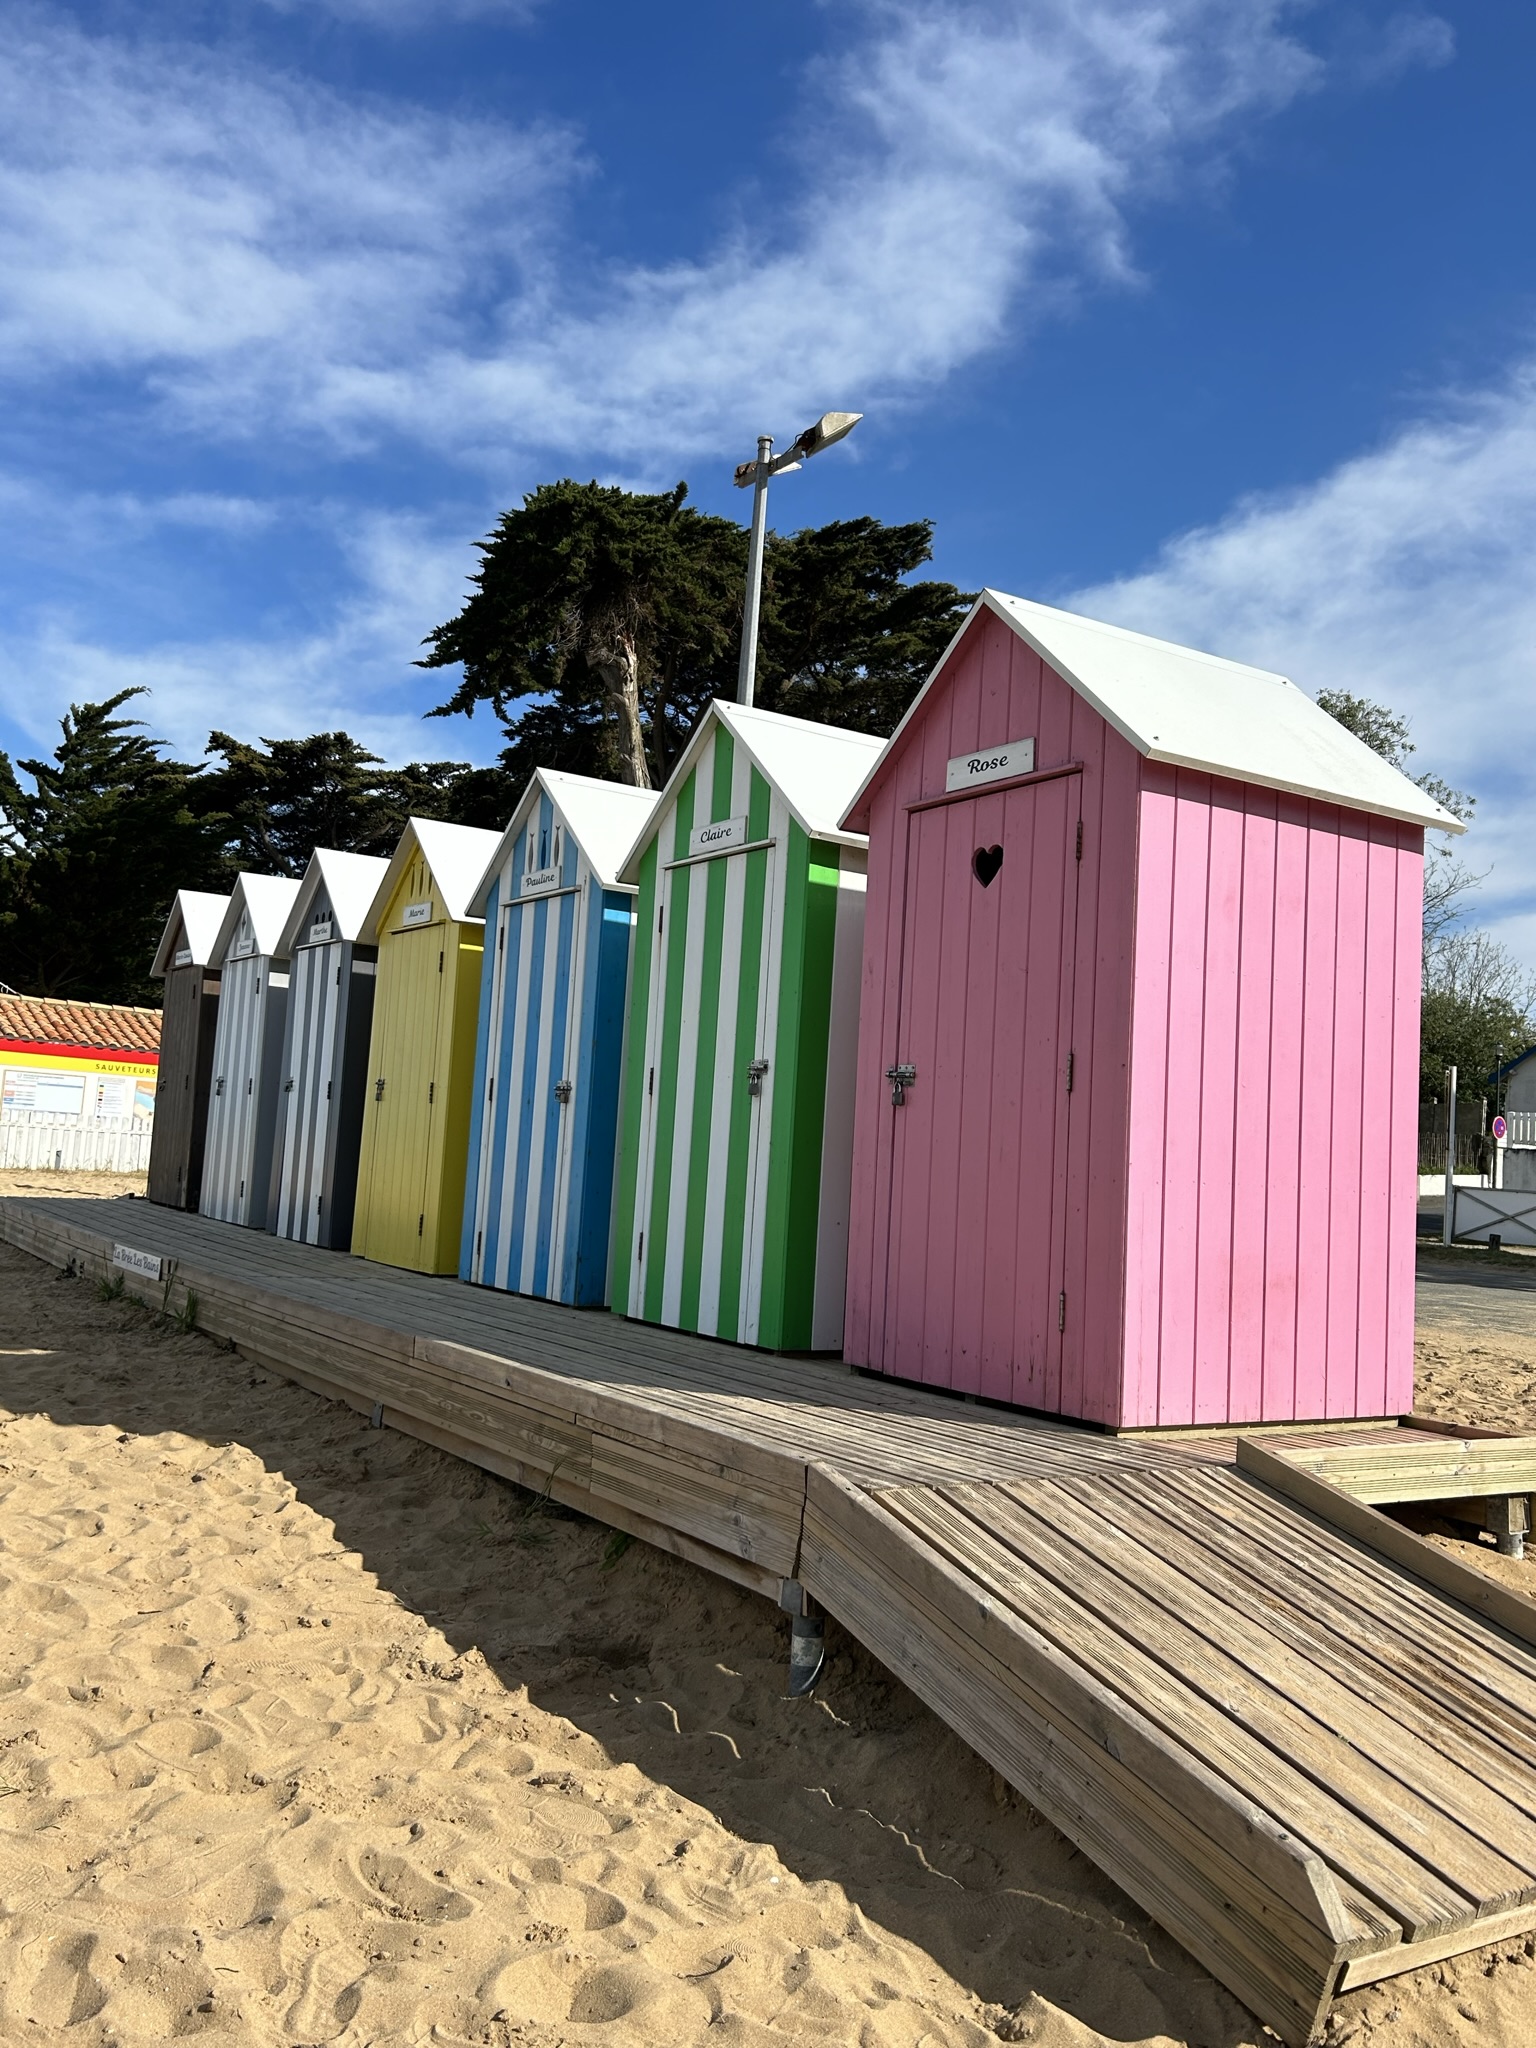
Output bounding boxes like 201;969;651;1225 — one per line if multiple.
972;845;1004;888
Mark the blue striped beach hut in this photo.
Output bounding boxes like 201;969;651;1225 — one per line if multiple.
462;771;659;1305
200;872;301;1227
268;848;389;1247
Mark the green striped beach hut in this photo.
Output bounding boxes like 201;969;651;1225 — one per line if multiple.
612;701;883;1350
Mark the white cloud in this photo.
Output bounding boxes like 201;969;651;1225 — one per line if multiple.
263;0;536;19
1336;8;1455;87
0;11;577;401
1070;359;1536;957
0;2;1444;465
0;502;498;769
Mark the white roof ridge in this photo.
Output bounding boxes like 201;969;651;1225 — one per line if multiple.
469;770;661;912
839;591;1466;835
618;699;883;883
278;848;392;951
150;889;231;976
360;815;506;942
212;872;303;964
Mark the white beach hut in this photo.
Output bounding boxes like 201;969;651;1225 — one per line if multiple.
199;872;301;1227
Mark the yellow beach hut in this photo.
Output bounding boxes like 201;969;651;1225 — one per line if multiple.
351;817;503;1273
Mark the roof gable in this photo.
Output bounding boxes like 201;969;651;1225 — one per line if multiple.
469;770;659;915
840;592;1466;835
278;849;391;952
361;817;504;943
151;889;230;977
618;700;884;883
212;873;302;965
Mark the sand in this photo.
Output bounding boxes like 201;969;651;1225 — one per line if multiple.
3;1181;1536;2046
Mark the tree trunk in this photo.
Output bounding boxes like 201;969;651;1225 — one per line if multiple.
591;634;651;788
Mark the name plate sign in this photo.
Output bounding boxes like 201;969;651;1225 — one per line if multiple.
690;814;748;858
113;1243;165;1283
232;936;255;958
401;901;433;927
173;947;193;968
945;737;1036;793
521;867;561;896
308;919;334;944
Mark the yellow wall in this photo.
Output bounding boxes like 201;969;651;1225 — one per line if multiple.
351;843;485;1274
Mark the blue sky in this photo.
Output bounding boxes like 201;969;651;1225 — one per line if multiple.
2;2;1534;952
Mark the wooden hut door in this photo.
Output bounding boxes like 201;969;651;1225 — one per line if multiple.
882;773;1081;1404
356;925;435;1267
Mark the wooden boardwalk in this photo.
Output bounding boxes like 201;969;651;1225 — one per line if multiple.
9;1195;1536;2044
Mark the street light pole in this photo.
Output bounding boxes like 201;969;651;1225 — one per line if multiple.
736;435;774;708
733;411;862;707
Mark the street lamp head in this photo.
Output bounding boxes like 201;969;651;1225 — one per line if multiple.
790;411;862;460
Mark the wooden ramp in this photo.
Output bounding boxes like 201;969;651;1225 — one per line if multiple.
8;1197;1536;2044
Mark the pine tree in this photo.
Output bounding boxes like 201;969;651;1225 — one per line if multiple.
420;481;972;788
0;691;227;1003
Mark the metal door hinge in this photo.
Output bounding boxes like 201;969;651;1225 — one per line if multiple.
1066;1051;1075;1093
647;1065;654;1097
747;1058;770;1096
476;1230;483;1257
418;1214;425;1236
246;1077;253;1095
428;1080;435;1105
438;949;444;974
326;1081;332;1099
658;905;664;935
554;1079;573;1104
1058;1291;1066;1331
1075;819;1083;862
637;1231;644;1261
885;1063;917;1106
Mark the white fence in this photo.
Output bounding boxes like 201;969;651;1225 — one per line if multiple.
0;1112;153;1173
1506;1111;1536;1148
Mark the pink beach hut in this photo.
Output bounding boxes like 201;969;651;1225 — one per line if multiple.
838;593;1462;1430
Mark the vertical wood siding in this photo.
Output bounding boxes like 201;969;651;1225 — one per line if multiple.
848;609;1423;1427
844;610;1137;1416
351;845;484;1274
270;878;378;1248
611;719;864;1349
146;956;219;1211
463;791;637;1306
1122;770;1422;1426
199;914;289;1227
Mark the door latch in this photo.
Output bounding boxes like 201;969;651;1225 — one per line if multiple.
747;1058;770;1096
374;1077;386;1101
554;1079;573;1104
885;1063;917;1106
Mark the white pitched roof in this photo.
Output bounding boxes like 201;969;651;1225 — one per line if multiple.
212;873;303;965
469;769;659;916
278;849;392;952
618;700;885;883
151;889;230;977
840;592;1466;835
361;816;504;943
